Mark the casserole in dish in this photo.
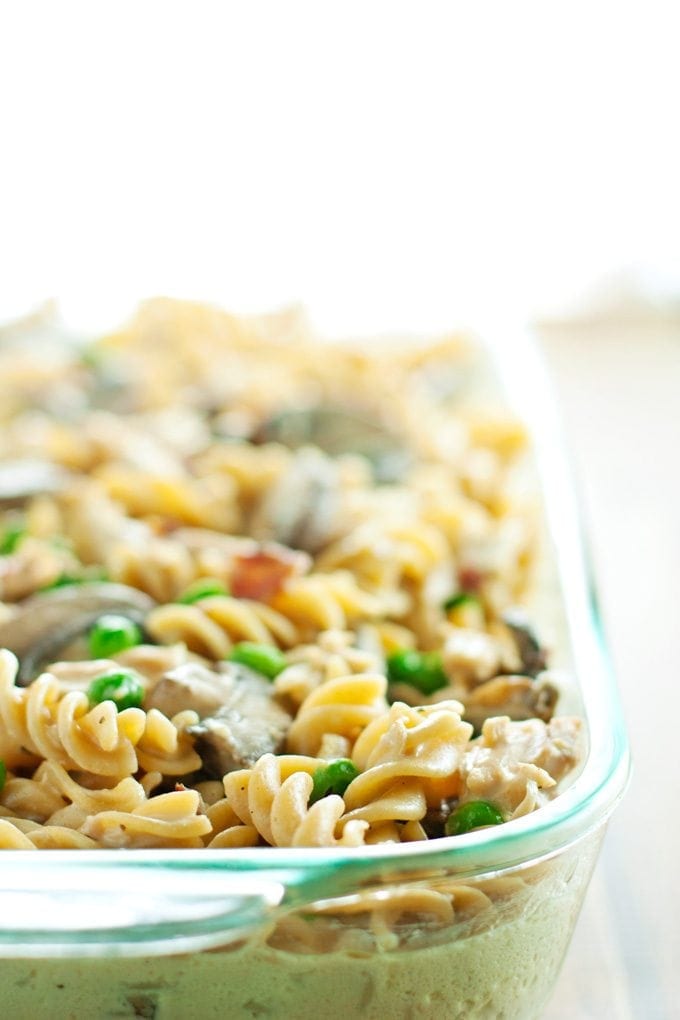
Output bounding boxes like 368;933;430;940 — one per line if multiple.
0;301;629;1018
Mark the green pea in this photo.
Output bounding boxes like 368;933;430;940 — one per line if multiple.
442;592;481;612
49;535;74;552
386;649;448;695
176;578;229;604
0;524;26;555
386;648;421;684
40;574;82;591
79;346;103;370
310;759;360;804
445;800;505;836
0;760;6;792
88;615;143;659
227;642;287;680
40;569;109;591
87;670;145;712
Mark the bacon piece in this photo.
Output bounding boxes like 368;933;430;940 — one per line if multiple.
231;547;305;601
458;565;484;593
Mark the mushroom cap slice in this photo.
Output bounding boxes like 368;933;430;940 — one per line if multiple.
188;664;292;777
0;583;155;684
256;408;412;484
0;459;73;508
501;610;548;677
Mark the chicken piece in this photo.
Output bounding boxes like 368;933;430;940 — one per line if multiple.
461;715;584;818
462;674;558;732
146;662;235;719
478;714;584;784
45;658;126;691
442;627;512;688
115;643;195;687
0;542;65;602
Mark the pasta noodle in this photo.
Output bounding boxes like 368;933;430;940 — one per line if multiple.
223;754;368;848
146;597;298;657
286;674;389;757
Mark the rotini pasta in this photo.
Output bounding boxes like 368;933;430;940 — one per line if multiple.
223;754;368;848
146;596;298;657
286;673;389;757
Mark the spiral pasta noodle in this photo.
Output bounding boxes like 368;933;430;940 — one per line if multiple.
223;754;367;848
108;537;197;604
80;789;213;849
0;650;145;776
274;628;384;708
146;596;298;658
95;464;241;533
266;571;389;637
286;673;389;757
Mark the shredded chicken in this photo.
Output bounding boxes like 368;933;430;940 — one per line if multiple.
461;715;583;817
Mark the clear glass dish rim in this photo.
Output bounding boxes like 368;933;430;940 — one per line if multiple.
0;314;631;890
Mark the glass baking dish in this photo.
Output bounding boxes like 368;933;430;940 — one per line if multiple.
0;311;630;1020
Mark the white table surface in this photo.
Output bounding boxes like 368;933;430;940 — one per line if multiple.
538;318;680;1020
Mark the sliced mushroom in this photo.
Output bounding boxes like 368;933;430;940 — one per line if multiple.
188;663;292;777
250;447;342;555
501;610;548;677
0;583;155;684
0;459;72;509
462;674;558;733
256;407;412;484
420;798;458;840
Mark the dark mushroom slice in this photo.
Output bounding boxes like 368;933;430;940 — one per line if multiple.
501;610;548;677
420;797;459;840
0;459;73;509
0;583;155;685
462;674;558;734
249;447;343;555
187;663;292;777
255;407;413;484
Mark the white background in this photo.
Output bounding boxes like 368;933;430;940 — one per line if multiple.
1;1;679;333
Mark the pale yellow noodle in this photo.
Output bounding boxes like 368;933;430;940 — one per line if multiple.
223;754;367;848
286;673;389;757
145;597;298;658
80;789;212;849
